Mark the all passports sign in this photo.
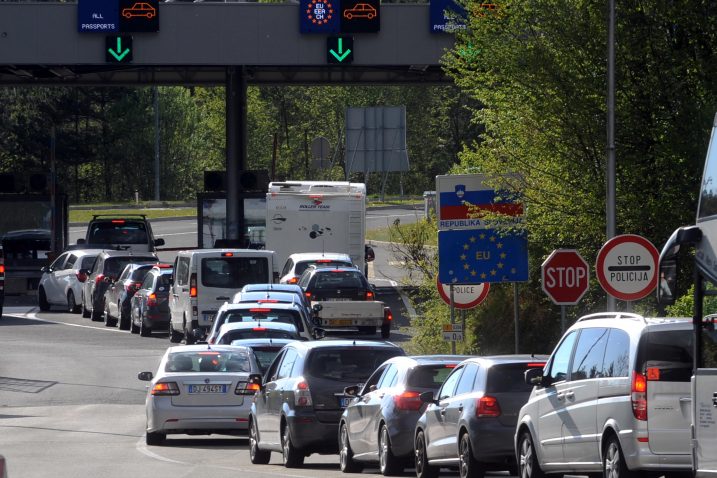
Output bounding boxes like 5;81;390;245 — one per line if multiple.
596;234;659;301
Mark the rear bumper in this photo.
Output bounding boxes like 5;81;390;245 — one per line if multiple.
468;418;518;463
619;430;691;471
287;412;340;453
147;398;251;434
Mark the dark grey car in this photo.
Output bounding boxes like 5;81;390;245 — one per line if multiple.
414;355;548;478
338;355;468;475
104;262;158;329
248;340;405;468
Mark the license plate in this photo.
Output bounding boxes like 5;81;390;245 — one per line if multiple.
202;313;215;323
339;396;353;408
328;319;353;326
188;384;226;394
331;298;353;302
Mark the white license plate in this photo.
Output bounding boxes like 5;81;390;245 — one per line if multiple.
188;384;226;394
202;313;216;322
339;396;353;408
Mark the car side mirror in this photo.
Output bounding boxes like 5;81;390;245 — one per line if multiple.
40;266;49;273
525;368;546;387
344;385;360;396
312;303;323;313
419;391;438;405
137;371;153;381
77;238;86;245
313;327;326;340
154;238;165;247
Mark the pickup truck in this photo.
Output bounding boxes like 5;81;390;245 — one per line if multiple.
311;300;392;339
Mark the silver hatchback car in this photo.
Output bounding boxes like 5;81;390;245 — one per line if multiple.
516;313;693;478
138;344;263;445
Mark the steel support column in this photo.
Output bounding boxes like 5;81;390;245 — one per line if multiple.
226;66;247;242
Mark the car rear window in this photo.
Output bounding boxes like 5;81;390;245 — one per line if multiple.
312;271;366;290
219;329;299;343
165;350;251;373
244;346;284;373
306;348;403;381
223;309;303;331
296;260;352;276
130;265;153;281
104;257;156;278
407;364;457;389
201;257;269;288
487;363;543;393
88;221;148;245
637;329;693;382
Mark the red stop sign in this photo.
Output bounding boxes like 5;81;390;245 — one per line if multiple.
541;249;590;305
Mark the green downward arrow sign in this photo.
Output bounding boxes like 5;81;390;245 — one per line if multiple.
108;37;130;61
329;38;352;62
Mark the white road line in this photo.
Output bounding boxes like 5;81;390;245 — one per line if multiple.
6;311;128;333
135;438;186;464
156;231;196;237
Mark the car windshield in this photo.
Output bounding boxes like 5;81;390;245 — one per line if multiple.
306;348;402;381
407;364;457;389
164;350;251;373
201;257;269;288
219;329;299;343
88;221;148;245
296;260;352;276
223;310;302;331
313;271;366;289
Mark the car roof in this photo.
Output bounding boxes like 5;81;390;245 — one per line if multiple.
218;321;299;333
177;248;274;257
286;339;403;351
235;291;300;301
229;338;298;348
459;354;550;367
163;344;251;354
288;252;353;262
98;250;157;258
220;301;303;312
241;283;303;293
306;265;363;274
390;355;472;366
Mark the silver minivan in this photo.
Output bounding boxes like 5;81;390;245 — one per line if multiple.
168;249;276;343
516;313;693;478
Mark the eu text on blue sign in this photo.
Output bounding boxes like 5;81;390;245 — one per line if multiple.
300;0;341;33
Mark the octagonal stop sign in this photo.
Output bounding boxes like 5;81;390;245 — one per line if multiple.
541;249;590;305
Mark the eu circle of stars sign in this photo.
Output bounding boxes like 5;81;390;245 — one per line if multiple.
438;229;528;284
300;0;341;33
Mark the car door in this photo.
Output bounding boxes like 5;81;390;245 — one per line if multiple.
133;272;154;322
256;349;285;445
107;267;129;318
562;327;608;464
170;256;190;327
346;364;389;455
43;253;68;303
358;364;399;455
424;365;463;461
440;362;479;460
57;253;79;303
535;330;578;466
269;348;300;444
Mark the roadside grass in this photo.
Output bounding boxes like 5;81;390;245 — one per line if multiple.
69;208;196;223
366;222;438;246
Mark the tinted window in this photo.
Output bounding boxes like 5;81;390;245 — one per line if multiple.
487;363;539;393
407;364;457;390
311;271;367;290
49;253;68;270
245;346;284;374
361;366;387;394
164;350;251;373
218;329;299;343
377;364;399;389
80;255;97;270
88;221;148;245
637;328;693;382
438;367;463;400
157;273;172;288
602;329;630;378
140;273;155;290
570;328;609;381
104;257;156;278
130;265;152;281
455;363;479;395
547;330;577;383
306;348;403;382
64;254;77;269
281;259;293;277
277;349;299;379
201;257;269;288
176;257;190;286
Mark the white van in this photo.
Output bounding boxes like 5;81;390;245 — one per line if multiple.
168;249;276;343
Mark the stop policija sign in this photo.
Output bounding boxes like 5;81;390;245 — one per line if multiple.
541;249;590;305
596;234;659;301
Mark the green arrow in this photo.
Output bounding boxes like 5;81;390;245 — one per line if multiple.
108;37;130;61
329;38;351;62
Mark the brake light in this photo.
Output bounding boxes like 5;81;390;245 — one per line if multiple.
365;290;374;300
445;364;457;368
477;396;501;417
76;271;87;283
527;363;547;369
151;382;180;396
394;391;423;411
305;291;312;299
222;252;234;257
257;299;279;303
288;277;299;284
190;273;197;298
316;259;332;263
0;264;5;275
294;379;313;406
384;308;393;322
249;308;271;313
235;381;261;395
95;273;105;286
147;293;157;306
631;371;647;421
253;327;267;331
111;219;125;224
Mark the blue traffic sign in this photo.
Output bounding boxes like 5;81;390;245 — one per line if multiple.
78;0;119;33
429;0;466;33
300;0;341;33
438;228;529;284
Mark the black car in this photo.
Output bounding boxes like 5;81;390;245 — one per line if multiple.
80;250;158;321
248;340;405;468
297;266;374;302
104;262;159;329
339;355;468;475
414;355;548;478
130;263;173;336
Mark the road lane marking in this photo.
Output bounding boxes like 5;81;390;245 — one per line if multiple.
6;311;128;333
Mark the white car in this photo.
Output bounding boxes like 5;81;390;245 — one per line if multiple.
214;321;301;344
138;344;263;446
279;252;354;284
38;249;102;313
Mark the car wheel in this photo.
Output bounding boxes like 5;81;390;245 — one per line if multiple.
415;430;438;478
38;288;50;311
81;294;91;318
91;298;103;322
183;317;195;345
603;435;636;478
67;290;80;314
169;320;182;343
281;423;304;468
130;315;140;334
249;418;270;464
339;422;362;473
381;323;391;339
346;13;353;19
104;301;116;327
459;433;484;478
518;431;544;478
118;302;130;330
139;314;151;337
145;431;165;446
379;423;402;476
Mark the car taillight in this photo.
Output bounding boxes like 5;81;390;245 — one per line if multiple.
257;299;279;303
288;277;299;284
190;273;197;298
253;327;267;331
235;381;261;395
0;263;5;275
394;391;423;411
476;396;501;417
75;271;87;283
151;382;180;396
147;293;157;306
111;219;125;224
222;252;234;257
632;371;647;421
305;291;312;300
249;308;271;313
365;290;374;300
384;308;393;322
95;273;105;286
294;380;313;407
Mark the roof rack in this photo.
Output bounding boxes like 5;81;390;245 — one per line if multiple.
91;214;147;219
576;312;646;324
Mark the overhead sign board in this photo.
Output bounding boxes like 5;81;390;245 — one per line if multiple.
300;0;341;33
430;0;466;33
541;249;589;305
438;228;528;284
118;0;159;33
436;279;489;309
596;234;659;301
78;0;119;32
341;0;380;33
327;36;354;64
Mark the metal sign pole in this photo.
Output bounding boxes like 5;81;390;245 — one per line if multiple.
514;283;519;354
450;284;456;354
561;305;566;333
